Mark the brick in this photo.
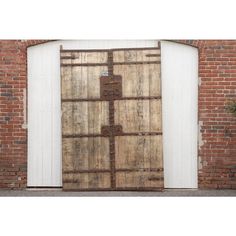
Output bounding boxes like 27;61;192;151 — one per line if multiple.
0;40;48;189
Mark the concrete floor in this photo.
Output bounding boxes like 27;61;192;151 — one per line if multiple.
0;189;236;197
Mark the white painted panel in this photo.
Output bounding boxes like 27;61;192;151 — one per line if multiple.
28;43;62;186
27;40;158;187
161;41;198;188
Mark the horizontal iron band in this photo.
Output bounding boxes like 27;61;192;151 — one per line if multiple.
60;56;105;60
145;54;161;57
61;61;160;67
61;63;107;67
113;61;160;65
63;187;163;191
64;168;164;174
61;56;74;59
64;169;111;174
60;49;110;53
63;187;112;191
63;134;103;138
60;47;160;53
112;187;163;191
61;96;161;102
62;132;162;138
117;132;162;136
111;47;160;51
116;168;164;172
148;177;164;181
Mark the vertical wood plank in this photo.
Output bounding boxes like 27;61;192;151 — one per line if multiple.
62;101;109;135
114;48;163;189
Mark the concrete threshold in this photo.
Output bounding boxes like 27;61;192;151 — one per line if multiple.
0;188;236;197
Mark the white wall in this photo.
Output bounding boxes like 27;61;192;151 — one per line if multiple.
27;40;158;187
161;41;198;188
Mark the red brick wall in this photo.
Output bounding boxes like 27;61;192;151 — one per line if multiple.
0;40;236;189
0;40;48;189
181;40;236;189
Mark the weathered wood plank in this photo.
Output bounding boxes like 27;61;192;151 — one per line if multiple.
62;101;109;135
72;66;88;98
61;66;72;100
62;137;110;172
146;64;161;96
150;99;162;132
113;49;160;63
63;173;111;189
116;171;163;188
114;100;162;132
61;51;108;64
150;135;163;170
113;64;161;97
115;136;162;169
61;52;108;99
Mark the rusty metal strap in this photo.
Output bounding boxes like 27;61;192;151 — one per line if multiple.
64;168;164;174
61;63;108;67
145;54;161;57
62;132;162;138
61;96;161;102
111;47;160;51
61;61;160;67
60;47;159;53
113;61;160;65
63;187;163;191
60;49;110;53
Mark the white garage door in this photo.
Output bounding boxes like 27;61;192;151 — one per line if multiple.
161;41;198;188
27;40;158;187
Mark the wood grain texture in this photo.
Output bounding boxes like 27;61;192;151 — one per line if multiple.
61;52;108;99
114;100;162;132
61;51;110;190
113;49;160;63
116;172;163;188
113;64;161;97
61;51;107;64
113;48;163;189
62;137;110;172
115;135;163;188
61;65;108;99
63;173;111;189
115;136;163;169
62;101;109;135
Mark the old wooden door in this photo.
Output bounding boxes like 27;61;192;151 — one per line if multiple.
61;47;163;190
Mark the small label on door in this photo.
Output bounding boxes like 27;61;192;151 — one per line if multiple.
100;75;122;100
101;71;109;76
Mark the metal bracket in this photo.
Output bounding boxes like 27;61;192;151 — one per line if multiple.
101;125;123;137
100;75;122;100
